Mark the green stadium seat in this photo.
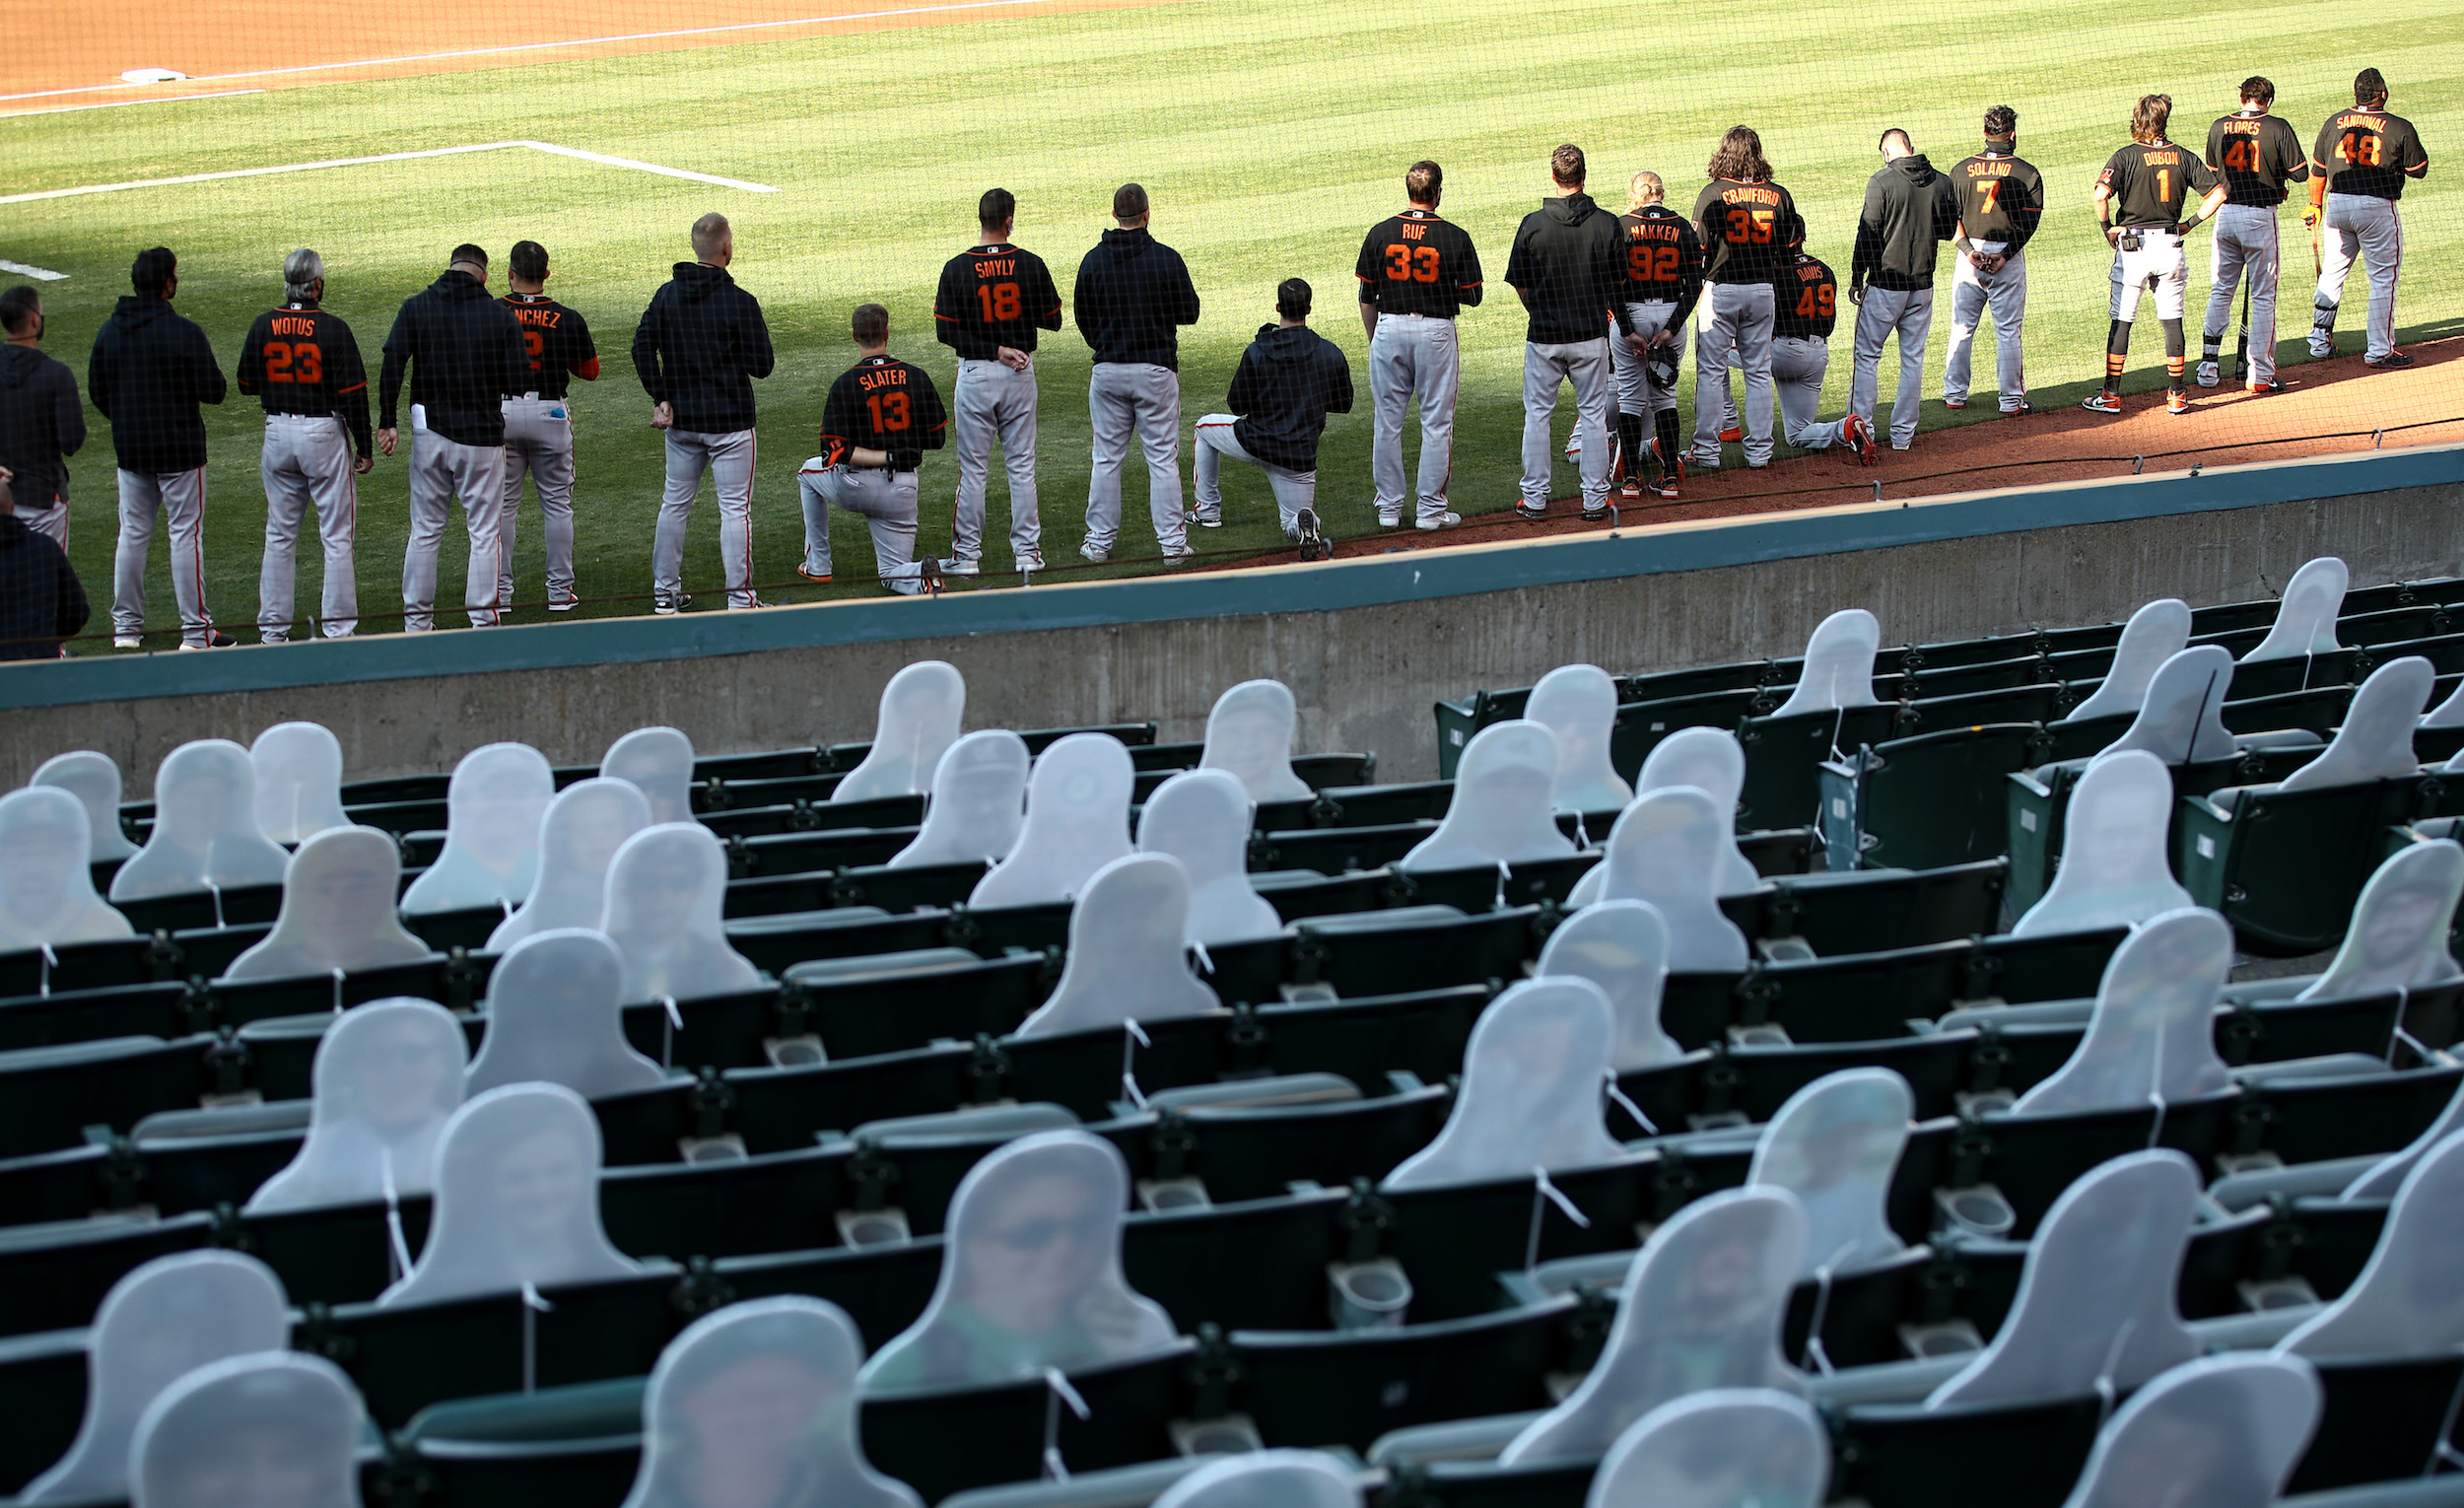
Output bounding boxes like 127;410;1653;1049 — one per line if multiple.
1734;860;2009;957
340;772;456;806
1230;1296;1580;1451
1607;689;1769;783
1387;855;1601;915
2221;684;2360;738
599;1143;852;1261
1250;821;1438;874
390;1379;645;1508
1885;1103;2164;1241
589;1043;981;1165
2291;1353;2464;1493
1135;1081;1453;1204
1285;905;1540;998
705;1233;947;1352
0;1211;213;1339
1375;1456;1595;1508
720;907;951;965
734;821;924;880
1120;1187;1348;1334
745;953;1048;1063
859;1347;1197;1502
1737;705;1907;833
2178;778;2436;955
1612;1032;1984;1135
1826;1394;2106;1508
0;1036;222;1158
1252;869;1398;922
0;980;203;1052
1833;724;2053;870
2175;1198;2387;1321
109;883;284;935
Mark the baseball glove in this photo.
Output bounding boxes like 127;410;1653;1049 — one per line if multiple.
1646;347;1680;392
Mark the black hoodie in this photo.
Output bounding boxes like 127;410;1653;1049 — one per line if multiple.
1852;154;1960;292
630;262;775;435
0;344;86;507
1071;228;1201;370
0;510;88;660
87;296;225;474
1224;322;1354;472
1504;193;1634;346
379;270;527;446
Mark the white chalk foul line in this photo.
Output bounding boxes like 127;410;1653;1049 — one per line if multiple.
0;90;265;119
0;259;69;280
0;140;777;204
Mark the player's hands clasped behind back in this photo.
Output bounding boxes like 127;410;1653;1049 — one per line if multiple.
376;427;398;457
995;346;1032;373
353;454;376;475
650;401;674;430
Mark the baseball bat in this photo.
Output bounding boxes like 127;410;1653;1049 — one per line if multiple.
2232;277;2250;382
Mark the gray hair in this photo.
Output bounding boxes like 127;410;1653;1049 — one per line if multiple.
283;247;326;303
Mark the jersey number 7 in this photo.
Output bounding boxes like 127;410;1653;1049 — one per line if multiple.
1973;179;2000;216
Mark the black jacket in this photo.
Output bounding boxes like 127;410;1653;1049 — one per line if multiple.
630;263;775;435
87;296;225;474
378;271;527;446
1226;323;1354;472
1852;155;1960;291
0;510;87;660
1072;229;1201;370
0;344;86;507
1504;193;1634;346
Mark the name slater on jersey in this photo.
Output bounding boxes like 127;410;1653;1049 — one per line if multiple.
269;315;317;336
973;258;1017;278
1719;184;1783;208
858;366;910;391
1962;160;2014;178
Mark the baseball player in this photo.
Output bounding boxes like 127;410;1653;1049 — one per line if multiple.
1505;144;1632;521
1942;104;2044;415
1848;129;1958;452
797;304;949;595
632;213;775;612
1689;127;1803;470
0;286;86;550
499;240;598;612
1192;278;1354;554
2086;96;2227;415
934;188;1062;576
2307;68;2430;369
1770;246;1875;462
378;243;527;631
1073;183;1201;564
88;247;231;650
2199;80;2307;392
237;248;373;642
1608;171;1701;500
1356;160;1483;530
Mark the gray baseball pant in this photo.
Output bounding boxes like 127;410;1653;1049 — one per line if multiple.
1084;362;1187;556
2313;193;2402;362
1943;247;2028;410
1692;282;1775;467
256;413;358;640
403;426;505;632
1193;416;1315;535
111;466;212;645
798;461;932;594
654;428;758;610
952;359;1041;565
20;496;67;549
1771;336;1849;449
1521;338;1612;511
2202;208;2282;384
1609;299;1681;418
1851;285;1934;448
499;395;578;608
1368;313;1460;524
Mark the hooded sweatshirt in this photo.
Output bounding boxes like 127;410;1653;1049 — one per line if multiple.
1852;154;1960;292
0;344;86;507
379;270;528;446
1504;192;1634;346
630;262;774;435
1225;322;1354;472
86;296;225;474
0;510;88;660
1071;228;1201;370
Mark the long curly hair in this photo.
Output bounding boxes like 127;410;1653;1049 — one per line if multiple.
1707;126;1772;183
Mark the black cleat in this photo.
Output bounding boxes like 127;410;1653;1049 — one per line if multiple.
1294;508;1325;562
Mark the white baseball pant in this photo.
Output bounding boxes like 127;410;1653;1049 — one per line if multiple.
499;395;578;609
1084;362;1187;556
2109;230;2189;322
1368;313;1460;525
110;466;212;645
20;495;67;549
2312;193;2403;362
654;428;758;611
798;462;933;594
1692;282;1775;468
403;423;505;633
1851;286;1934;448
256;413;358;641
952;358;1041;566
1771;336;1851;450
1193;416;1316;535
1942;246;2028;411
2202;205;2285;384
1609;299;1681;419
1521;338;1613;512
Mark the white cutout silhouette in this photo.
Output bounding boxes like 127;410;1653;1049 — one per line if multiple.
1624;727;1760;897
2062;599;2194;724
1528;665;1634;815
2101;647;2237;766
221;828;434;981
622;1296;923;1508
1573;789;1751;973
890;730;1030;870
2423;677;2464;730
1536;900;1679;1070
1501;1188;1807;1465
467;929;667;1099
1926;1149;2201;1409
1153;1450;1360;1508
1585;1390;1830;1508
2342;1077;2464;1201
2058;1353;2320;1508
2278;655;2434;792
604;727;696;826
836;661;966;804
380;1082;642;1307
128;1353;363;1508
2297;840;2464;1001
1138;770;1281;944
250;721;350;846
1401;720;1576;873
1014;854;1221;1037
1769;610;1882;720
1385;978;1625;1190
487;778;652;953
31;749;139;861
1748;1068;1912;1277
1200;680;1313;804
969;733;1135;909
0;787;134;951
109;740;292;902
2013;908;2233;1115
2282;1130;2464;1359
2240;558;2348;663
2011;750;2195;937
600;824;762;1002
858;1131;1177;1391
400;743;557;916
19;1252;291;1505
248;999;467;1213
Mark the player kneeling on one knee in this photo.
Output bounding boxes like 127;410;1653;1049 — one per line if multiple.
1194;278;1353;558
799;304;950;596
2087;94;2227;416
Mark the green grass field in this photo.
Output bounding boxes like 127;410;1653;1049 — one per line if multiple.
9;0;2461;648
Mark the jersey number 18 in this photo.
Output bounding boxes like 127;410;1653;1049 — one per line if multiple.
975;283;1022;320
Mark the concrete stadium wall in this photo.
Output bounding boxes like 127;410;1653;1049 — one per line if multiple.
7;444;2461;795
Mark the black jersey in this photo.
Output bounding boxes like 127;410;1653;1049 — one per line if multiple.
500;293;597;401
2205;112;2309;206
1354;209;1485;319
1691;177;1802;282
1950;150;2045;251
2313;107;2430;200
235;302;372;456
2096;141;2220;227
933;243;1063;362
819;354;948;469
1771;253;1838;342
1615;205;1704;328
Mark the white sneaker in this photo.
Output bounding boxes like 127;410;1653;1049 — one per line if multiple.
113;635;141;650
2196;362;2221;388
1378;512;1402;529
1015;551;1045;573
1415;512;1462;531
942;557;982;578
1079;543;1110;564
